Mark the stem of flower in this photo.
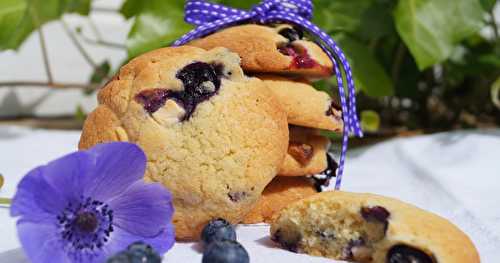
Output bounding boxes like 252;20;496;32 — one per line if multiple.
0;198;12;205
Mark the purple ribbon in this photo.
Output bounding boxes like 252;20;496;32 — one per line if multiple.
173;0;363;189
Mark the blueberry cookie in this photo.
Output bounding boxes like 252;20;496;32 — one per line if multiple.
188;24;333;77
243;177;317;224
279;126;330;176
271;191;479;263
79;46;289;240
258;75;342;132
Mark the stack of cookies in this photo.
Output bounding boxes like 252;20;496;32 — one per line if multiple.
78;23;344;239
188;24;343;223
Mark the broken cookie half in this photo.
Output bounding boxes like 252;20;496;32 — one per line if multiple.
270;191;479;263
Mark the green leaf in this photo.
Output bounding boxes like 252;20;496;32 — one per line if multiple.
119;0;145;19
394;0;485;70
126;0;193;58
334;33;394;97
312;0;373;33
89;60;111;84
480;0;497;11
0;0;91;51
361;110;381;132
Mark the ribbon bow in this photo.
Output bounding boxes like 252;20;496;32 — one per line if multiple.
173;0;363;189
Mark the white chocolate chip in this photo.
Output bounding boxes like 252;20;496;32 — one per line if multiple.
152;99;186;126
201;81;216;92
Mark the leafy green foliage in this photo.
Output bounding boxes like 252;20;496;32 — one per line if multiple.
0;0;90;51
123;0;192;58
0;0;497;131
394;0;484;70
480;0;497;11
334;34;393;97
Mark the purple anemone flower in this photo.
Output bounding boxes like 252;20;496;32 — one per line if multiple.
10;142;175;263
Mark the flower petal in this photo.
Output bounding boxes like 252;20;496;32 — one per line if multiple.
11;167;66;217
108;181;174;237
17;220;71;263
11;151;94;219
104;224;175;258
83;142;147;201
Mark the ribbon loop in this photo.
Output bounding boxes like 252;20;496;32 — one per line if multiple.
174;0;363;189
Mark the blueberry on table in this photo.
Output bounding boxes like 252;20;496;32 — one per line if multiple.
106;242;161;263
127;241;154;254
106;252;131;263
202;240;250;263
201;218;237;245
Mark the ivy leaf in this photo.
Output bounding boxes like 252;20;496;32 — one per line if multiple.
480;0;497;11
126;0;192;58
0;0;91;51
334;33;394;97
312;0;373;33
394;0;484;70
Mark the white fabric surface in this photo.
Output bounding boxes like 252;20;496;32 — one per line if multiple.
0;126;499;262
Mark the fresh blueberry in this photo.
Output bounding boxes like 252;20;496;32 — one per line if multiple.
127;241;154;254
127;249;161;263
201;218;237;245
387;245;435;263
278;27;304;42
202;240;250;263
106;252;131;263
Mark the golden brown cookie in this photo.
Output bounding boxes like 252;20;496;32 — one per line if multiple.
188;24;333;77
243;177;317;224
271;191;480;263
279;126;330;176
258;75;343;132
79;46;289;240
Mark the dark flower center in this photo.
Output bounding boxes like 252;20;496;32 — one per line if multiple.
57;196;114;252
75;212;98;233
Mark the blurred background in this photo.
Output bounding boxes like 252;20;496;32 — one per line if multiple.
0;0;499;141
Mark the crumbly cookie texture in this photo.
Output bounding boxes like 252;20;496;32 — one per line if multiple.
243;177;317;224
79;46;289;240
270;191;479;263
279;126;329;176
188;24;333;77
257;75;343;132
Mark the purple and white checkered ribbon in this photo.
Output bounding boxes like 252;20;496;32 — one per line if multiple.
173;0;363;189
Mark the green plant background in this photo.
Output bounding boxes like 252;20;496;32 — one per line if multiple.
0;0;499;133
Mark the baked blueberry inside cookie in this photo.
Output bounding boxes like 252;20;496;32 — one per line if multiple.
135;62;224;121
270;191;479;263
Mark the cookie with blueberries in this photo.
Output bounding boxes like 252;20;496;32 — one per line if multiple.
279;126;330;176
79;46;289;240
188;24;333;77
257;75;343;132
243;176;317;224
271;191;479;263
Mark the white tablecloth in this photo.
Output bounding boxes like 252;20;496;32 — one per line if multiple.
0;126;499;262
